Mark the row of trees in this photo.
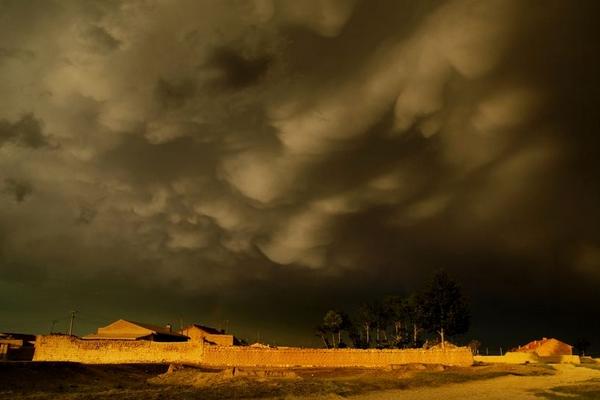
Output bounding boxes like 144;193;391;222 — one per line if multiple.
316;270;470;349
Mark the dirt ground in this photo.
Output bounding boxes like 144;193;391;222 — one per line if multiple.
1;361;599;399
348;364;600;400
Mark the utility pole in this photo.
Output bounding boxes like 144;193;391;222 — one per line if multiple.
68;311;77;336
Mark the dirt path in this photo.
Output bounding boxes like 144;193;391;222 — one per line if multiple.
348;365;600;400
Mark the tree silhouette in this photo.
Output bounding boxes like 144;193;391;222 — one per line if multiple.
384;294;424;348
315;324;331;348
419;270;470;348
405;293;424;347
574;338;591;356
357;302;380;347
384;296;406;345
323;310;343;348
468;339;481;355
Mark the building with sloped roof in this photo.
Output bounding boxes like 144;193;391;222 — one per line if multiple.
0;332;36;360
82;319;188;342
513;337;573;356
180;324;235;346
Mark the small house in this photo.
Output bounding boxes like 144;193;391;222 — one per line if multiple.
514;337;573;357
180;324;234;346
82;319;188;342
0;332;36;361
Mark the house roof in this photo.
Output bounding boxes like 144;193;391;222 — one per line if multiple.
0;332;36;341
183;324;226;335
121;320;182;336
84;319;188;340
82;333;150;340
515;337;572;352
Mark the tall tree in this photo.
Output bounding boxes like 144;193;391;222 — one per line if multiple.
338;311;353;348
357;303;377;346
405;293;424;347
323;310;343;348
315;325;331;348
384;296;405;345
420;270;470;348
347;318;368;349
371;300;390;343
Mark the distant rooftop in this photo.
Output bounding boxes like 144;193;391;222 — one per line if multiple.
183;324;226;335
82;319;188;341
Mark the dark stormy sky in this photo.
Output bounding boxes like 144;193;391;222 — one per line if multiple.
1;0;599;351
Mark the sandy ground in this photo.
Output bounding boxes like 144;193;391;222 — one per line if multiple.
348;364;600;400
2;362;600;399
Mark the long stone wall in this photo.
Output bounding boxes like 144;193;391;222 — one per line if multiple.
203;346;473;367
474;352;581;365
33;335;203;364
33;335;473;367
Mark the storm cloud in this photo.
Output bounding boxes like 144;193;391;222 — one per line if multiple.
1;0;599;349
0;114;50;149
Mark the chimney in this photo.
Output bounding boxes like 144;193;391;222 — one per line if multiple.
166;324;172;333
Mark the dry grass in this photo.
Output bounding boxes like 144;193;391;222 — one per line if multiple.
0;362;556;400
0;362;166;399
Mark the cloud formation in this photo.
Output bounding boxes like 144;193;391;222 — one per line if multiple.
0;114;50;149
1;0;599;346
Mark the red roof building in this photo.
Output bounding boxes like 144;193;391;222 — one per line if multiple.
513;338;573;357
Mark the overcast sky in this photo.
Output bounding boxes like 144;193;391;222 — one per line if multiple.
1;0;599;351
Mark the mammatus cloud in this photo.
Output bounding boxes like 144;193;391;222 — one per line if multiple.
0;114;50;149
0;0;598;305
2;178;33;203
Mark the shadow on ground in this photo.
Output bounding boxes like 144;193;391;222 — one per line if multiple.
0;361;556;400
